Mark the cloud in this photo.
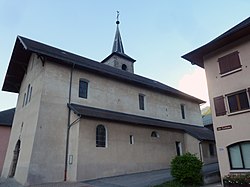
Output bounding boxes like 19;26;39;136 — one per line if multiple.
178;68;209;107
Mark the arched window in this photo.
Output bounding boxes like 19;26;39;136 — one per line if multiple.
96;125;107;147
151;131;160;138
228;141;250;169
122;64;127;71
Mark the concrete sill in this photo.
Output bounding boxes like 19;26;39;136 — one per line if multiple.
228;109;250;116
220;67;242;77
230;170;250;173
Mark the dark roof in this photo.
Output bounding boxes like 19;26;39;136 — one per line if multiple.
112;24;125;54
182;17;250;68
2;36;204;104
101;51;136;63
102;21;135;63
68;103;215;141
0;108;15;127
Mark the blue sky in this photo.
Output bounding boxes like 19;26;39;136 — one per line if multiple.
1;0;250;111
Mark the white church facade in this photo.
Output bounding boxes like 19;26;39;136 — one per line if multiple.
1;20;216;185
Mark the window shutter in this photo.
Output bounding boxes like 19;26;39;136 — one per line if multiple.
218;55;229;74
218;51;241;74
213;96;226;116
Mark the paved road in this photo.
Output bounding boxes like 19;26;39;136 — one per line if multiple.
0;163;220;187
0;177;25;187
202;162;219;174
84;162;220;187
84;169;173;187
0;170;172;187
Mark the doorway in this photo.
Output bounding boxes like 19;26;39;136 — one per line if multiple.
9;140;21;177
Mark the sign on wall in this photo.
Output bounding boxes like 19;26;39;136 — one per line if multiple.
217;125;232;131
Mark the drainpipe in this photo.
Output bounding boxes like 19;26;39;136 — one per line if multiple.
64;64;75;181
199;140;203;163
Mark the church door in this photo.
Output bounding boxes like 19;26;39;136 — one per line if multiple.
9;140;21;177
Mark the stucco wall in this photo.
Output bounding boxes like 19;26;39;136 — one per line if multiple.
103;55;134;73
184;133;200;159
1;54;45;185
75;118;184;181
203;35;250;177
25;58;72;185
0;126;11;175
31;61;203;183
67;114;80;181
201;142;218;164
67;65;202;127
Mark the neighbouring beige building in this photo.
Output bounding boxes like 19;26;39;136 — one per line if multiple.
2;20;216;185
183;17;250;179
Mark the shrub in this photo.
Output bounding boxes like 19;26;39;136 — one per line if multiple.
170;152;203;185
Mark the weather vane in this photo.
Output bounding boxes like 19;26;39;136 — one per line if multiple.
116;11;120;24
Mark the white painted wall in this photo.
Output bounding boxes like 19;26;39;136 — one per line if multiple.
203;35;250;178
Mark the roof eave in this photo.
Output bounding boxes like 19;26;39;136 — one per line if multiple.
68;103;214;141
3;36;203;104
182;18;250;68
102;52;136;63
2;37;31;93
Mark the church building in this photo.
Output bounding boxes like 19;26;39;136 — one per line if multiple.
1;18;216;185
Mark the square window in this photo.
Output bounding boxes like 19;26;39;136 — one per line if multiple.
79;79;88;99
129;135;134;144
181;104;185;119
139;94;145;110
227;90;249;113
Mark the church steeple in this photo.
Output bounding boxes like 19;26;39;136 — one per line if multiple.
102;11;136;73
112;12;125;54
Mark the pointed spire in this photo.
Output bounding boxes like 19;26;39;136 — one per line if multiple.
112;11;125;54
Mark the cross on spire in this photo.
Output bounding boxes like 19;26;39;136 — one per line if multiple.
116;11;120;24
112;11;124;54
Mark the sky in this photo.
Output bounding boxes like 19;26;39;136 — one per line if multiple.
1;0;250;111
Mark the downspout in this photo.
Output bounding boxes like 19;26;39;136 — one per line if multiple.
64;64;75;181
199;140;203;163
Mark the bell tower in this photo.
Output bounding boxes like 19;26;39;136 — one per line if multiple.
102;11;136;73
